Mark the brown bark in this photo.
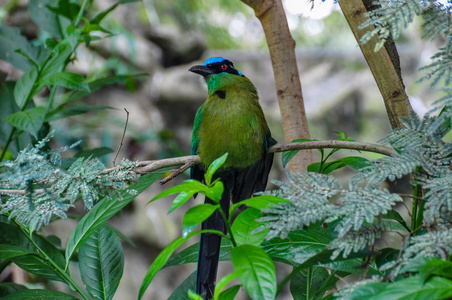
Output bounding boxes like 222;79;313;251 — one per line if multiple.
339;0;413;129
241;0;313;172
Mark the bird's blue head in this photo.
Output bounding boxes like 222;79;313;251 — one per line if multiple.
189;57;244;77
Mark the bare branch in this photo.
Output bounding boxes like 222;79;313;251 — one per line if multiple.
0;140;395;195
113;108;130;166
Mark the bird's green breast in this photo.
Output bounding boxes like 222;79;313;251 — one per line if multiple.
196;74;269;170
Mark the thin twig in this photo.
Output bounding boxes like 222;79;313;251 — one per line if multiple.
113;108;130;166
159;161;196;185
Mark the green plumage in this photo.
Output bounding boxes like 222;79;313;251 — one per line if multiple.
189;57;275;300
193;73;269;169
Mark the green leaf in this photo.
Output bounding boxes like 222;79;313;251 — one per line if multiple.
60;74;148;105
0;283;27;298
168;271;196;300
65;172;164;267
91;1;120;24
230;195;289;217
39;72;90;92
46;0;80;20
163;239;232;269
203;180;224;203
308;161;345;174
290;267;347;300
348;282;389;299
205;153;228;186
261;228;332;265
150;180;207;203
339;156;369;170
231;244;276;300
182;204;219;237
139;229;226;300
0;25;46;71
213;272;243;300
217;285;240;300
79;225;124;300
0;244;35;259
420;259;452;283
3;106;46;139
368;276;452;300
45;105;113;122
380;210;410;231
2;289;77;299
14;67;38;108
74;147;114;159
38;40;73;81
231;208;268;246
282;138;314;168
28;0;64;39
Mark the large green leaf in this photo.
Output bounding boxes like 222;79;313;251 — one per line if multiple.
13;67;38;108
168;271;196;300
420;259;452;282
0;244;35;259
0;283;27;297
229;195;289;217
139;229;226;300
205;153;228;186
213;272;243;300
367;276;452;300
65;172;164;267
39;72;90;92
28;0;64;39
231;244;276;300
182;203;219;237
0;25;45;71
2;289;77;299
163;239;232;268
3;106;46;139
38;40;73;82
261;228;332;265
79;225;124;300
0;222;65;282
290;266;348;300
45;105;113;122
0;82;19;147
59;74;148;106
231;208;268;247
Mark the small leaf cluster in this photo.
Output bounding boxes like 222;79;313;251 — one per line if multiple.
0;132;139;231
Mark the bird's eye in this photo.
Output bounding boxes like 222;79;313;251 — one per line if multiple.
221;64;228;70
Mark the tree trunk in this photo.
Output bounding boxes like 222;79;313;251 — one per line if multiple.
241;0;313;172
339;0;413;129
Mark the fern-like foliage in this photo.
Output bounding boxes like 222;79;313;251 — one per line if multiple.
359;0;424;51
260;108;452;263
0;132;140;231
359;0;452;87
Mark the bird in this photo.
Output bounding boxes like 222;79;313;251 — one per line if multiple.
189;57;276;299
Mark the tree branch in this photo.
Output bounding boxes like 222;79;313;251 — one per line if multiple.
0;140;395;195
241;0;313;172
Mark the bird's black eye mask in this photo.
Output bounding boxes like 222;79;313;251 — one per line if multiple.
206;61;244;77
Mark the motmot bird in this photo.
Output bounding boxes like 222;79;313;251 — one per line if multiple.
189;57;276;299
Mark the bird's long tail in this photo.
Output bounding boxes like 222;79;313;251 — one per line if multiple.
196;175;232;300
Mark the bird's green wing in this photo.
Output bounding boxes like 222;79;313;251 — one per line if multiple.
191;103;205;181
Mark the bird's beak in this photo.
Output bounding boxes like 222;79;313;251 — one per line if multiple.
189;65;215;77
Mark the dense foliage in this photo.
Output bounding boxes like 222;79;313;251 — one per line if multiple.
0;0;452;299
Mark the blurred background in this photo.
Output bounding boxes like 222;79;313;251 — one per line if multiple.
0;0;437;298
